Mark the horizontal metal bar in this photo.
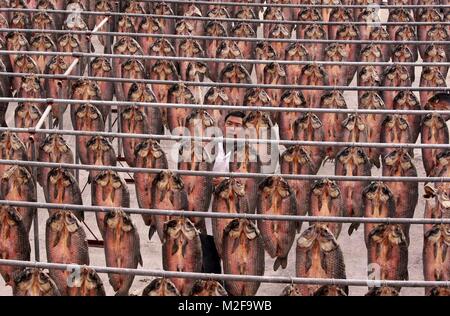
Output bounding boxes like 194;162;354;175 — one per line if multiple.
1;1;450;11
0;159;447;182
116;0;450;9
1;200;449;225
1;70;449;91
1;125;449;150
1;9;450;26
2;97;450;116
4;45;450;67
0;259;447;288
3;27;450;46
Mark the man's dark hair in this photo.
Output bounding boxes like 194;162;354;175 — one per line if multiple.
224;111;246;122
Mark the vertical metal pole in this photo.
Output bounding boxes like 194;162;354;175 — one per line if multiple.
30;137;40;262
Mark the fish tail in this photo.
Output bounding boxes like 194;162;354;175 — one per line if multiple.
273;257;288;271
348;222;360;236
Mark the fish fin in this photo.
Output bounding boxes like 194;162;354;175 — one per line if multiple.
148;225;156;241
348;223;360;236
172;241;179;256
372;157;381;169
53;231;61;248
231;238;240;254
138;253;143;267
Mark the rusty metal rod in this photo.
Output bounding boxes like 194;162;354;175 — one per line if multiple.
1;125;450;149
2;47;450;66
1;8;450;26
2;28;450;45
0;259;447;288
0;160;448;182
0;200;449;225
1;71;449;91
1;97;450;116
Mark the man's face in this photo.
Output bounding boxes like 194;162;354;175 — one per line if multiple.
225;116;243;135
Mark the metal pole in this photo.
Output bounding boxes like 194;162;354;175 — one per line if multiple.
1;199;450;225
0;159;448;182
0;258;448;288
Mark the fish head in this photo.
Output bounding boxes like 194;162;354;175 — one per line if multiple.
285;43;309;60
368;223;407;246
281;145;313;170
425;93;450;112
30;34;55;55
186;61;208;81
204;87;230;105
366;286;399;296
297;224;338;251
72;79;101;100
383;148;414;175
321;91;346;109
154;171;184;192
217;40;242;59
140;16;162;34
122;58;146;81
41;134;70;161
383;64;410;84
77;267;104;294
269;24;290;39
363;181;393;204
224;218;260;240
64;14;88;32
175;20;194;36
300;64;326;84
121;105;146;127
31;11;54;30
143;278;180;296
244;110;273;134
325;43;348;61
0;131;26;152
185;109;216;136
205;21;227;37
14;268;56;295
0;205;22;227
342;114;367;134
244;88;272;106
429;287;450;296
87;136;114;158
48;167;74;190
427;25;448;41
105;209;134;232
295;112;323;133
314;285;347;296
280;284;301;296
56;34;81;52
298;8;322;22
90;57;112;74
336;24;359;40
190;280;227;296
259;176;292;199
359;92;385;110
150;60;178;80
94;170;123;190
281;90;307;108
392;90;419;109
6;31;29;51
20;74;42;95
151;38;175;56
422;112;446;134
337;146;369;171
220;63;251;83
168;82;196;103
369;27;390;41
15;103;42;127
10;13;29;29
263;7;284;21
255;41;276;60
47;55;69;74
113;36;142;55
311;178;341;200
424;44;446;62
215;177;246;200
128;83;156;102
421;66;446;86
163;217;198;241
95;0;113;12
48;210;80;233
14;54;39;74
207;7;230;21
360;44;383;62
359;66;381;85
235;7;256;21
75;104;103;128
135;139;164;160
232;22;256;38
264;62;286;82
